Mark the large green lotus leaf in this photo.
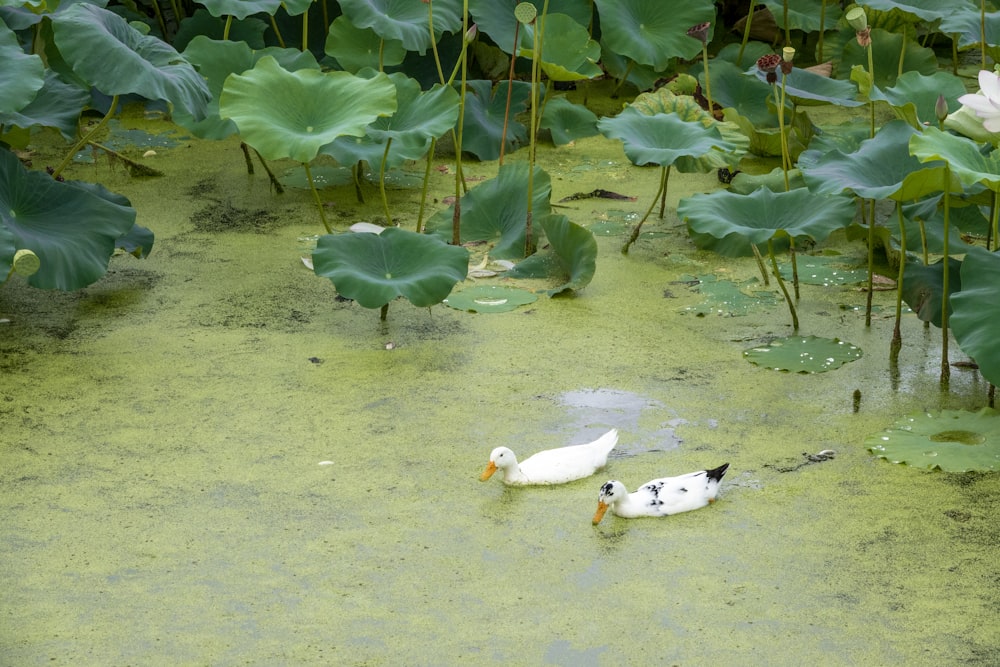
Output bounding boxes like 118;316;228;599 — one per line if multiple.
862;0;972;22
459;79;531;161
744;335;863;373
219;57;396;164
627;88;748;172
172;9;268;51
597;108;734;168
539;96;599;146
594;0;715;69
508;214;597;296
470;0;591;53
839;28;938;89
678;187;856;246
753;65;864;107
761;0;841;31
179;36;319;140
198;0;282;19
321;73;459;168
324;15;406;73
0;70;91;141
0;148;137;290
444;285;537;313
877;71;965;128
910;126;1000;191
950;246;1000;386
940;7;1000;50
899;256;961;327
338;0;462;54
0;18;43;114
518;13;601;81
426;163;552;259
800;120;947;201
706;60;775;127
312;226;468;309
867;408;1000;472
50;4;210;120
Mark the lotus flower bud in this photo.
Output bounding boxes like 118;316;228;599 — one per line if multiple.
935;94;948;123
464;23;478;44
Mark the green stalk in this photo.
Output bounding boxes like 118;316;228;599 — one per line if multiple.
452;0;470;245
52;95;119;179
223;15;232;40
658;164;669;219
269;14;286;48
622;166;667;255
416;138;437;233
379;138;393;226
768;238;798;331
890;201;907;361
499;21;522;165
865;198;875;327
524;11;541;257
866;43;876;138
940;165;952;388
427;0;445;85
751;243;770;286
303;162;332;234
700;40;713;116
301;6;308;52
736;0;756;67
775;80;790;192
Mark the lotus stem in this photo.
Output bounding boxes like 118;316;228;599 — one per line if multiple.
789;237;799;299
622;165;667;254
982;0;988;68
380;303;389;321
783;0;790;46
767;238;798;330
736;0;755;67
940;165;952;388
611;60;634;98
453;0;470;246
301;7;308;52
991;189;999;251
269;14;285;48
890;201;907;361
416;138;437;233
658;164;670;219
252;146;283;193
774;79;790;192
751;243;770;285
499;21;521;166
700;41;713;117
427;0;446;84
52;94;119;179
866;44;876;138
223;15;232;40
817;0;826;62
865;198;875;327
303;162;332;235
524;4;543;257
379;138;393;226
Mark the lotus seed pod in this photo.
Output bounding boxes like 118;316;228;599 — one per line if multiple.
782;46;795;62
514;2;536;25
845;7;867;32
12;249;40;276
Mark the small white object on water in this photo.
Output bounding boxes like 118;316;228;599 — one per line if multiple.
385;341;396;350
0;318;10;325
350;222;385;234
143;150;157;158
301;256;314;270
318;461;334;466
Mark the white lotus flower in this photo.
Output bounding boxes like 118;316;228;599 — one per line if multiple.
957;69;1000;133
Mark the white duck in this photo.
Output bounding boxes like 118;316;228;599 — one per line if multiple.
479;428;619;485
592;463;730;524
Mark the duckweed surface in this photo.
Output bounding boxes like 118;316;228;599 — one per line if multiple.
2;117;999;665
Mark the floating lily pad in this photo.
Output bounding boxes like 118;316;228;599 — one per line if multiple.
678;274;778;317
778;255;869;287
444;285;537;313
867;408;1000;472
744;335;863;373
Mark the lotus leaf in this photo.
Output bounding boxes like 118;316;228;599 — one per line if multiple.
0;70;90;142
470;0;591;51
321;73;459;169
179;36;320;140
705;60;775;127
325;16;406;73
678;274;779;317
678;187;856;246
899;256;961;327
338;0;463;54
909;126;1000;192
744;336;863;373
867;408;1000;472
594;0;715;70
877;71;965;128
444;285;537;313
540;96;599;146
800;120;946;201
50;4;211;121
459;80;531;161
0;18;43;114
172;9;268;50
861;0;971;22
508;214;598;296
596;108;734;169
517;13;602;81
779;255;869;287
312;227;469;310
839;28;938;89
753;65;864;108
219;56;397;164
197;0;282;20
940;7;1000;51
950;246;1000;386
426;163;551;259
0;148;138;290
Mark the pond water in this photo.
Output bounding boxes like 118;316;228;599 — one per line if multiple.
2;113;999;665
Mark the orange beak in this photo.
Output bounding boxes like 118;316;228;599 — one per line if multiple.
592;501;609;525
480;461;498;481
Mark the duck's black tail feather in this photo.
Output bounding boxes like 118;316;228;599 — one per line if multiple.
706;463;730;482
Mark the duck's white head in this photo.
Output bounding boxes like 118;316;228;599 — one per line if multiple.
479;446;518;481
592;480;627;524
